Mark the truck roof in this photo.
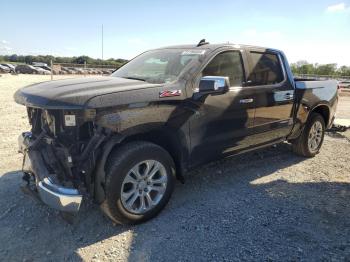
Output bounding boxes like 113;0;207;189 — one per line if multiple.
155;43;282;53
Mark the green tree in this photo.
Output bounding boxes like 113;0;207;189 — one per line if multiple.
290;61;316;75
315;64;337;76
74;56;92;64
24;55;34;64
338;66;350;76
1;54;129;67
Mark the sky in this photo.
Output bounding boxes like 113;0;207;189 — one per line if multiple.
1;0;350;65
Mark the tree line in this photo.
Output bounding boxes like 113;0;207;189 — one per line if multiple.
1;54;350;76
0;54;128;68
290;61;350;76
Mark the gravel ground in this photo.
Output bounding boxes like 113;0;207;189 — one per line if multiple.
337;96;350;119
0;75;349;261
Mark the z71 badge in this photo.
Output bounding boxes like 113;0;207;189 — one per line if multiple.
159;90;182;98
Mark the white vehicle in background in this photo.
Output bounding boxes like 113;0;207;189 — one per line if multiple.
32;62;51;72
0;64;11;73
32;62;48;67
33;67;50;75
339;81;350;89
1;63;16;73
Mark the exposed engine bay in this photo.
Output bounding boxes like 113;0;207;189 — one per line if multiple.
19;107;108;212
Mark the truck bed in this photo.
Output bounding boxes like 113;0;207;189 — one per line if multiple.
294;79;338;90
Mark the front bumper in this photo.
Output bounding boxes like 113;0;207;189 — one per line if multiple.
18;132;82;212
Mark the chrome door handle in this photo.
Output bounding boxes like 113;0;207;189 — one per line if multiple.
284;93;294;100
239;98;254;104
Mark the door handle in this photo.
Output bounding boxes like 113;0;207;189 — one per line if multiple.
284;93;294;100
239;98;254;104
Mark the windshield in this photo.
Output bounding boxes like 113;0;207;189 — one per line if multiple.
112;49;205;84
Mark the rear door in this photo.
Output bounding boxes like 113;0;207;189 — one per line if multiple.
247;49;295;143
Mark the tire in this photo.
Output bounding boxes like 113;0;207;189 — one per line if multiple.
292;112;325;157
101;141;176;224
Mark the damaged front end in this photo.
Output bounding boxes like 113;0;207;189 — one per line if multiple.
19;107;106;212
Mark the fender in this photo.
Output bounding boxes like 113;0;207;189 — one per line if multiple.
288;79;337;140
94;134;125;203
309;103;331;126
93;125;190;203
94;115;191;203
123;122;190;174
288;101;332;140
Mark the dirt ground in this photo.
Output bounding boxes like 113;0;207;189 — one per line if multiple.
0;75;349;261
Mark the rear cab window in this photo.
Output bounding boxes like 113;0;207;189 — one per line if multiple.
248;51;284;86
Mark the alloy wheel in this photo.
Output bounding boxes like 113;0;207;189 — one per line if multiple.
120;160;168;214
308;120;323;152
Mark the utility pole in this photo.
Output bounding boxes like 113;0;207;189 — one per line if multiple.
102;24;104;61
50;59;53;80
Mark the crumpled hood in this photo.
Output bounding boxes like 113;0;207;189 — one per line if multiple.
14;76;161;109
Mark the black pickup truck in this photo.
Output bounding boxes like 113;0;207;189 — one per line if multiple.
14;41;338;224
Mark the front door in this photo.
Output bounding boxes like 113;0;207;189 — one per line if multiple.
189;50;256;167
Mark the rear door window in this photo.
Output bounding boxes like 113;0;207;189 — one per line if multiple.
248;52;284;85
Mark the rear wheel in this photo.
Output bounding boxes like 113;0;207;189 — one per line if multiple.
292;113;325;157
101;141;175;224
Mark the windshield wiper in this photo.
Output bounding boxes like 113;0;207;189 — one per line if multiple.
123;76;147;82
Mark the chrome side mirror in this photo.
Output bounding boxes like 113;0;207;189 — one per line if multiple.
198;76;230;94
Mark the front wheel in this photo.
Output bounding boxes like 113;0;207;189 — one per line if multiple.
292;112;325;157
101;141;176;224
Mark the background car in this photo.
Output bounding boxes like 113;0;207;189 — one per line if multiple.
15;65;39;74
339;81;350;89
1;63;16;73
74;68;85;74
0;64;11;73
34;67;51;75
35;65;51;71
61;67;76;74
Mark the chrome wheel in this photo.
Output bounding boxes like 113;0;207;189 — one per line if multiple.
120;160;168;214
308;120;323;152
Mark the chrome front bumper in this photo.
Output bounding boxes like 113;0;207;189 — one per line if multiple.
18;132;82;212
37;177;82;213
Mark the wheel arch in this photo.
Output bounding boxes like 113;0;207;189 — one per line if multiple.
94;126;189;203
288;102;331;141
121;127;189;175
310;104;330;128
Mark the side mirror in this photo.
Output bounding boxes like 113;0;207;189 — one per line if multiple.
198;76;230;95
